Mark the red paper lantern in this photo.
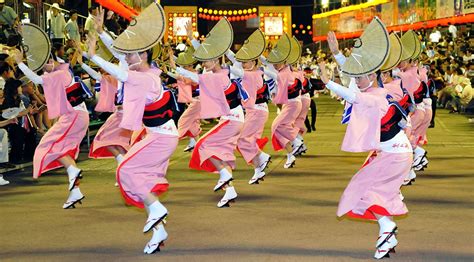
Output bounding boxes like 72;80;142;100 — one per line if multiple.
244;15;249;20
295;30;299;34
299;24;304;29
236;16;241;21
309;31;313;35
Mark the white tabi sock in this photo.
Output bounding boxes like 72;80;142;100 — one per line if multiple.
297;134;304;142
189;137;196;145
66;165;81;176
377;216;396;235
218;168;232;181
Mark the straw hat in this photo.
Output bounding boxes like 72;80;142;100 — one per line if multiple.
341;17;390;77
193;17;233;61
97;37;114;62
151;42;162;61
21;23;51;72
400;30;416;62
112;2;165;53
176;46;196;66
412;32;422;60
266;33;291;64
235;29;266;62
380;33;402;72
286;36;302;65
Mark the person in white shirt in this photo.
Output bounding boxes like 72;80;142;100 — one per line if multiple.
84;6;98;37
64;9;80;42
49;3;66;44
429;27;441;43
448;23;457;39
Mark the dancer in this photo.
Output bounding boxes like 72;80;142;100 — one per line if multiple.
397;31;429;171
324;17;412;259
85;14;133;169
181;18;243;208
81;50;132;169
168;46;202;152
264;34;303;168
229;29;271;184
88;4;175;254
14;50;91;209
289;37;310;156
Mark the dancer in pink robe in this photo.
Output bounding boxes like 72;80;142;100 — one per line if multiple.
87;6;177;254
325;22;412;259
14;50;90;209
267;60;303;169
293;69;311;155
167;49;201;152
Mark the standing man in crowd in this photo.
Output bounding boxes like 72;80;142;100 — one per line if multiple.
0;0;19;44
64;9;80;43
49;3;66;44
84;6;98;37
429;26;442;43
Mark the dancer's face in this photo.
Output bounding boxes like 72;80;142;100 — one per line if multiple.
398;60;409;71
355;73;376;91
202;59;218;72
125;52;146;70
242;60;256;71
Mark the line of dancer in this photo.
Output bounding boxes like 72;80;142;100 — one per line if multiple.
11;1;437;259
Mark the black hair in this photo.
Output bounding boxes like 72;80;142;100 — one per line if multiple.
376;70;384;88
0;61;13;76
89;6;98;13
3;79;22;108
53;42;64;52
70;9;78;16
455;68;463;75
141;49;153;65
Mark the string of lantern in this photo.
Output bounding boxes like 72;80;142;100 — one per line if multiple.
198;7;258;21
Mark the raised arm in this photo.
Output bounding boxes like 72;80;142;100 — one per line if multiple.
327;31;346;66
12;50;43;85
319;62;356;103
87;34;128;82
176;67;199;83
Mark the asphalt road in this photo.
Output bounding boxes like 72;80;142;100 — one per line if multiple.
1;96;473;261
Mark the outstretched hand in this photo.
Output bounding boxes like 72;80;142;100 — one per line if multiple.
327;31;339;56
318;62;330;84
185;20;193;39
93;6;105;34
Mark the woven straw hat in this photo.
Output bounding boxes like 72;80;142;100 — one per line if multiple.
266;33;291;64
151;42;161;60
194;17;233;61
235;29;265;62
21;23;51;72
412;32;422;59
400;30;416;62
97;36;114;62
380;33;402;72
176;46;196;66
341;17;390;77
112;2;165;53
286;36;301;65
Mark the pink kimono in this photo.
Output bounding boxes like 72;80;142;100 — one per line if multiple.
399;66;425;147
294;71;311;135
384;79;404;101
89;75;132;158
236;70;269;163
116;69;178;209
189;69;244;172
177;79;201;139
33;67;89;179
271;66;301;151
337;88;412;221
417;67;432;145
